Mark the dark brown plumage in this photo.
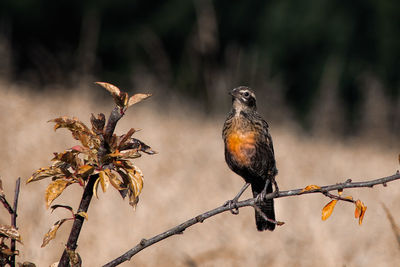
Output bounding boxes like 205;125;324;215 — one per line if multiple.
222;86;278;231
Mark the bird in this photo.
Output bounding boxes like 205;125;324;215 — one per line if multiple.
222;86;278;231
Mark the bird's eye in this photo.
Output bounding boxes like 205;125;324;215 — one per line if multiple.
243;91;250;97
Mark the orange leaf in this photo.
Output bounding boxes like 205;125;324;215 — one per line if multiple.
300;184;321;193
322;200;338;221
355;199;367;225
45;179;72;209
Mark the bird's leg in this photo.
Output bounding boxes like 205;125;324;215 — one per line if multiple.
272;177;279;194
224;183;250;214
256;179;271;204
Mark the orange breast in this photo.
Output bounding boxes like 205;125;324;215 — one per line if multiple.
226;131;256;166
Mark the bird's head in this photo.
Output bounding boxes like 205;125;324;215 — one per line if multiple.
229;86;257;112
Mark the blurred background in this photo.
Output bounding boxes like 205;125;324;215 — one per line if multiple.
0;1;399;266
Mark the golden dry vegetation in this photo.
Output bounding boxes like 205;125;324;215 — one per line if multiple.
0;82;399;266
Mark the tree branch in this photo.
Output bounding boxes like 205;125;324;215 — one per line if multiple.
10;177;21;267
102;171;400;267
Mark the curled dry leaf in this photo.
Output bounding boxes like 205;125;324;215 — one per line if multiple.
322;200;338;221
300;184;321;193
0;224;22;242
50;204;73;213
45;179;73;209
49;117;99;149
41;219;68;247
355;199;367;225
127;93;152;107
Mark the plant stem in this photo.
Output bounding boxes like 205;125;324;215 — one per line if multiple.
58;174;98;267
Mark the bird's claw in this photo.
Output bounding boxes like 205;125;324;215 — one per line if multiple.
224;199;239;215
256;191;266;204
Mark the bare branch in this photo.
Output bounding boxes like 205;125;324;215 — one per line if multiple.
10;177;21;267
102;172;400;267
0;193;14;215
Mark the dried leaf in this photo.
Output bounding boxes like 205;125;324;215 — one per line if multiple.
322;200;338;221
93;177;100;199
95;82;121;95
77;165;95;178
300;184;321;193
99;170;110;193
50;204;73;213
127;93;152;107
118;128;137;149
27;166;64;184
45;179;72;209
41;219;68;247
49;117;99;149
127;166;144;198
0;225;22;242
52;150;80;169
355;199;367;225
108;171;125;191
90;113;105;134
120;149;141;159
76;211;88;220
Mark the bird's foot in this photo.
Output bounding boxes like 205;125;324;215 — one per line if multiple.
255;190;267;204
224;199;240;215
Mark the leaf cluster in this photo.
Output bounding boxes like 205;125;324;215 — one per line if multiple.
301;185;367;224
27;82;154;248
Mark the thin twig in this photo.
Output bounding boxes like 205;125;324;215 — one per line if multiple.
0;194;14;215
10;177;21;267
102;172;400;267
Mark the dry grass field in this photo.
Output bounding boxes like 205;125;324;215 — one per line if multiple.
0;81;399;266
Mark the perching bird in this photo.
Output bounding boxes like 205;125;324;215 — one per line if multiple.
222;86;278;231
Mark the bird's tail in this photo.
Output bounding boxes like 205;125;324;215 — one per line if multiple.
251;180;275;231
